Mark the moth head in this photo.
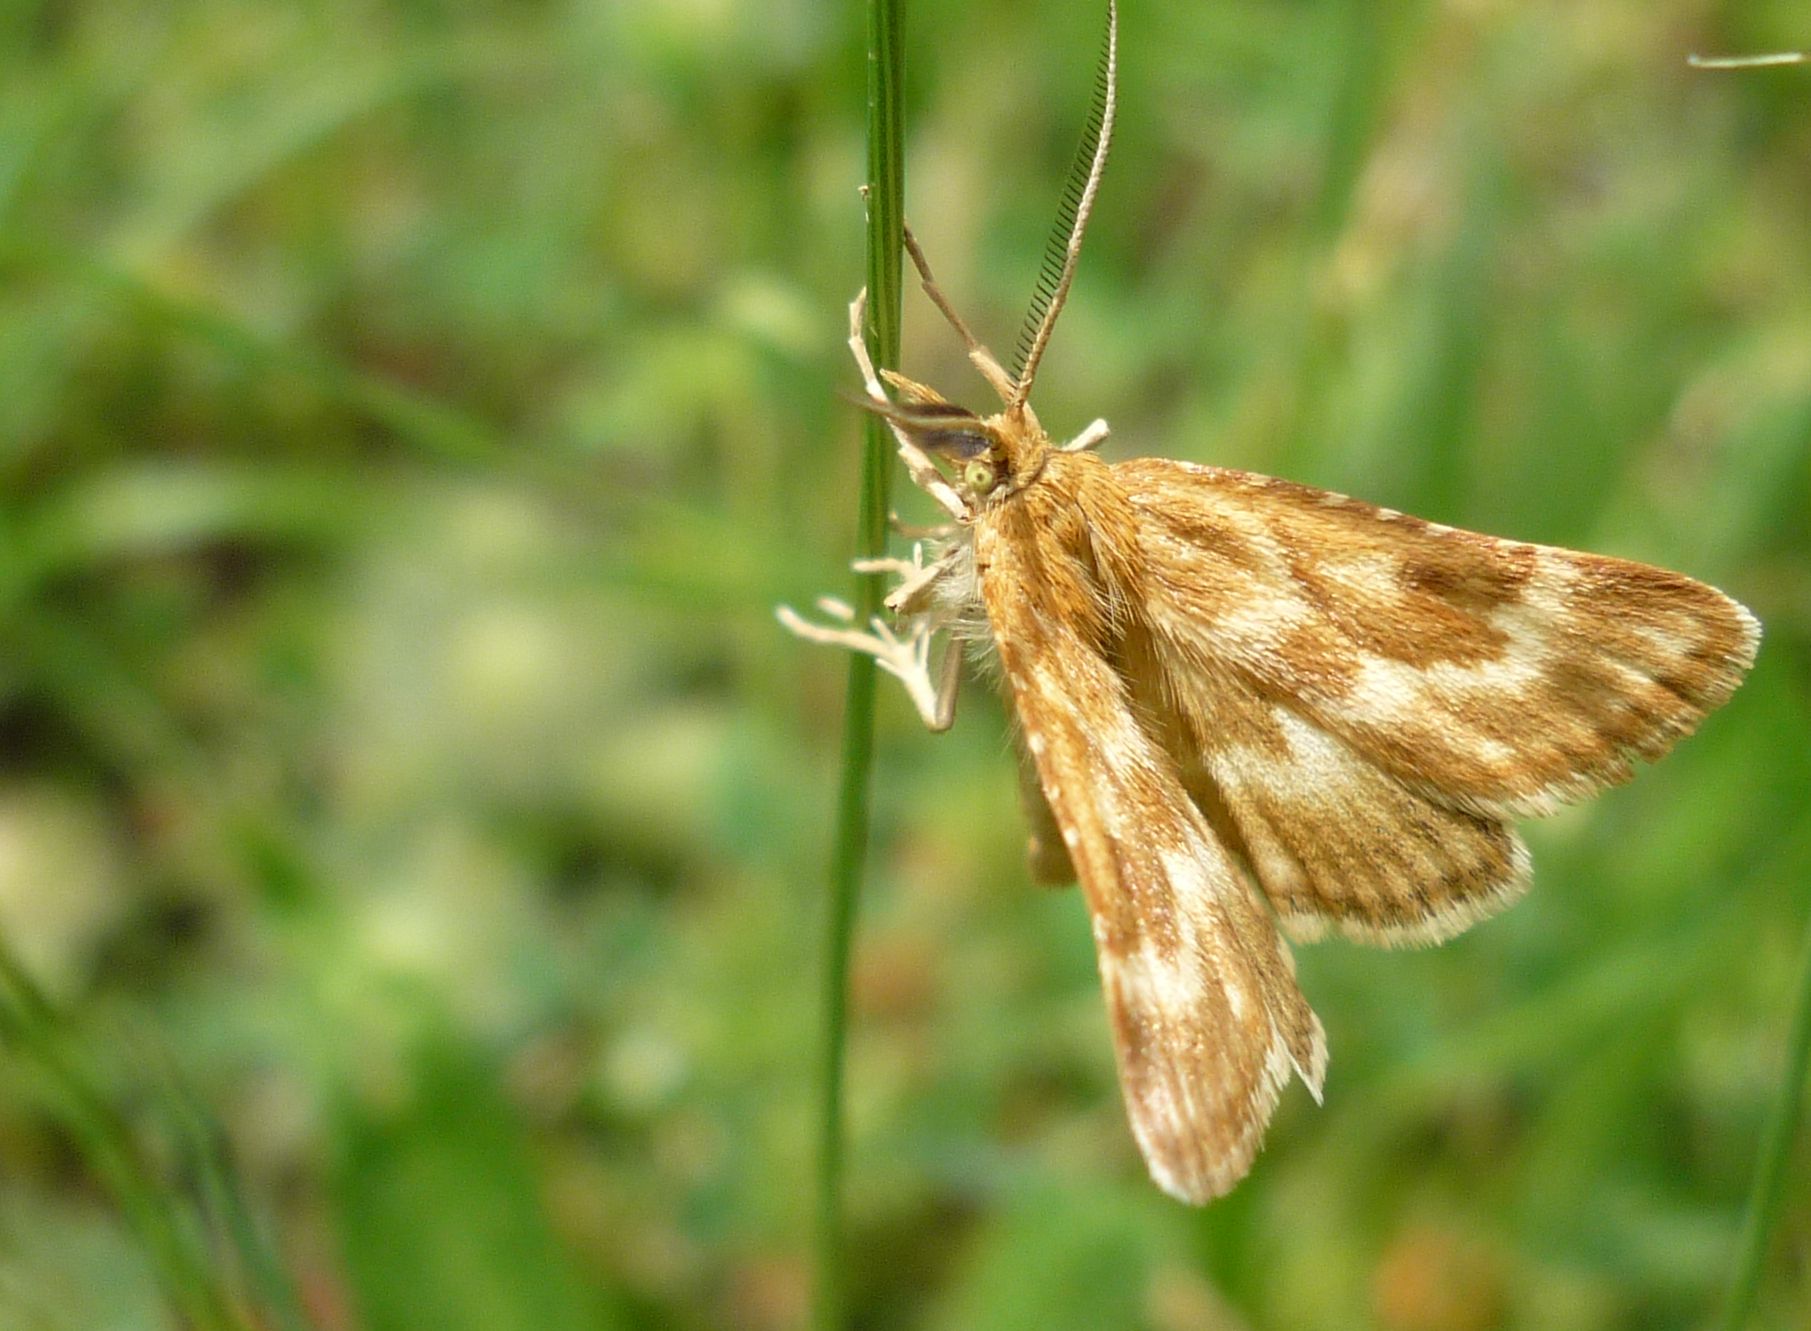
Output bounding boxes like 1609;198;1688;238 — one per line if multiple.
853;2;1114;505
867;370;1015;499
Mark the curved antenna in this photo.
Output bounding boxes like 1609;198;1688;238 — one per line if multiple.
1010;0;1118;408
904;223;1016;402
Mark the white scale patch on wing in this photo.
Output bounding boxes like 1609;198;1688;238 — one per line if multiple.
1203;593;1313;653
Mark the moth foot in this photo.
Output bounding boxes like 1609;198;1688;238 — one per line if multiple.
852;542;957;615
775;597;955;730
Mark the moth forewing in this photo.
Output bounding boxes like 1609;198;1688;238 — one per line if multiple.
972;458;1326;1201
1116;461;1762;825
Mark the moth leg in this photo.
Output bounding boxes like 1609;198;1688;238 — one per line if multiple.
851;556;918;578
1058;418;1110;454
847;290;968;522
901;224;1017;404
1015;742;1076;886
890;513;957;541
775;600;960;732
916;619;962;732
855;542;960;616
845;287;894;406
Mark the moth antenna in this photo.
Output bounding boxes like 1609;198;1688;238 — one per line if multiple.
1011;0;1117;407
904;223;1016;401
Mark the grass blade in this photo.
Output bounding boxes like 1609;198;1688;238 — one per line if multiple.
0;937;250;1331
812;0;904;1326
1715;907;1811;1330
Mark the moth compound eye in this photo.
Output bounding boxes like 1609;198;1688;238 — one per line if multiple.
925;428;991;459
963;459;996;493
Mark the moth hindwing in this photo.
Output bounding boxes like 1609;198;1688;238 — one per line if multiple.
778;0;1758;1201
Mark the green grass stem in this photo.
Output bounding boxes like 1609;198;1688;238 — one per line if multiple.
812;1;903;1327
1714;906;1811;1330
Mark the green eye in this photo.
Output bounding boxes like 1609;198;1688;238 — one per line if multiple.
963;460;995;493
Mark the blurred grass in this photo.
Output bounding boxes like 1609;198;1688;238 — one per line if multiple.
0;2;1807;1329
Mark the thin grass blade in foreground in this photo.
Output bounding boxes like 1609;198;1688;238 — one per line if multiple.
1715;907;1811;1330
0;935;274;1331
1687;51;1807;69
812;0;904;1326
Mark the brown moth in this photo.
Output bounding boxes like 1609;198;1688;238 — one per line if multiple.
780;0;1759;1202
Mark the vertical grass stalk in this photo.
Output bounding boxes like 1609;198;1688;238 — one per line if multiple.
813;1;903;1327
1715;908;1811;1330
0;937;245;1331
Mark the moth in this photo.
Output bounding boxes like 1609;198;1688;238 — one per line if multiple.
780;1;1759;1202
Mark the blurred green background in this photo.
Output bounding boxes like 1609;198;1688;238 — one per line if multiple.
1;1;1808;1328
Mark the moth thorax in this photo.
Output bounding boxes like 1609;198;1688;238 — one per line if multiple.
986;407;1052;492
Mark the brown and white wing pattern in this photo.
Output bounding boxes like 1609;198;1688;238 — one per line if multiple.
1114;631;1536;948
1115;458;1759;946
974;497;1326;1202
